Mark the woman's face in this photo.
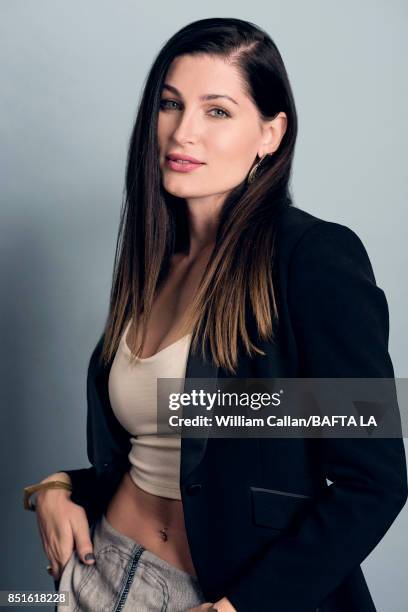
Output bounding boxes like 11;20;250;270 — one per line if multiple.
157;54;287;202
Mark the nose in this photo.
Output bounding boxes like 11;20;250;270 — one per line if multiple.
170;109;200;145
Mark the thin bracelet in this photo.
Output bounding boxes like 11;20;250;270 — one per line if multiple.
23;481;72;512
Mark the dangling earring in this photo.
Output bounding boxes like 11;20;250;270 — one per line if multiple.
247;153;272;185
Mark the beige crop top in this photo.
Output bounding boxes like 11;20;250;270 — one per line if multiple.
108;318;192;500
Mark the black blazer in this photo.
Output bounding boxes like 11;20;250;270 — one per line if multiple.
58;203;408;612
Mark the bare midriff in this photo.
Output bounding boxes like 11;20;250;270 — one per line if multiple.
105;471;197;577
104;247;215;580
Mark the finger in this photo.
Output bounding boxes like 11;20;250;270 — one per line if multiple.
37;516;69;579
70;512;95;565
47;559;60;581
43;541;62;581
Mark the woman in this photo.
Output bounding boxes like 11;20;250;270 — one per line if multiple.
28;17;407;612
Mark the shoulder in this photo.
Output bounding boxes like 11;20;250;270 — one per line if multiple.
275;203;375;281
273;203;387;334
275;205;393;378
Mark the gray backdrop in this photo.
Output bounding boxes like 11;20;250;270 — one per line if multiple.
1;1;407;610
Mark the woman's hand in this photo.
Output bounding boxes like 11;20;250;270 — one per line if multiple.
35;473;96;581
187;596;237;611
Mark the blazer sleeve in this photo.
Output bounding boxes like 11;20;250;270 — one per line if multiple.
224;221;408;612
54;335;127;525
55;467;101;525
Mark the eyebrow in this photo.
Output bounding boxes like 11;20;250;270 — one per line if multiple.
162;83;239;106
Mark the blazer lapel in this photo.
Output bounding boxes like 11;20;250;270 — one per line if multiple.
180;340;220;484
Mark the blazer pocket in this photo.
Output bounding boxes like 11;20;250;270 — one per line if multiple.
250;486;312;531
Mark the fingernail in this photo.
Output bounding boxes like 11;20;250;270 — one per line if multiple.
84;553;95;562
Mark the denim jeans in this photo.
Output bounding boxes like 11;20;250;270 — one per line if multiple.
56;513;207;611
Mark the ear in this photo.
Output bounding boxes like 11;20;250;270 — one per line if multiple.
258;112;288;157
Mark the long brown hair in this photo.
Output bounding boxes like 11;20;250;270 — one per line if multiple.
100;17;298;375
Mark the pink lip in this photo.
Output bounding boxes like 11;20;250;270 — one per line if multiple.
167;153;204;163
165;158;205;173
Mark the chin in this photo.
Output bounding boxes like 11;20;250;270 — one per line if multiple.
162;180;195;199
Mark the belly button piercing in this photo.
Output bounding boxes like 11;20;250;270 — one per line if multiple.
159;527;168;541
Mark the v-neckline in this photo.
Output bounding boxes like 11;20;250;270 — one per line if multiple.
122;319;192;362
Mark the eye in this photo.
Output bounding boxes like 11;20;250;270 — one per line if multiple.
159;99;230;119
159;98;181;110
208;108;230;119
